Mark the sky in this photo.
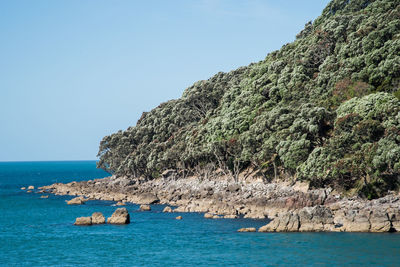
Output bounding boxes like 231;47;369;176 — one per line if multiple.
0;0;331;161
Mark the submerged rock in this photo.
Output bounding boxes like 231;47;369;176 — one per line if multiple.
139;204;151;211
204;213;213;219
116;201;126;206
91;212;105;224
21;187;26;190
28;185;34;190
74;216;92;225
176;216;182;220
238;227;256;232
107;208;130;224
40;195;49;199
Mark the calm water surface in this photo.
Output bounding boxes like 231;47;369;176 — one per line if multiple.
0;161;399;266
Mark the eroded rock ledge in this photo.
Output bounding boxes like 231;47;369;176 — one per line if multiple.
260;197;400;233
40;175;400;232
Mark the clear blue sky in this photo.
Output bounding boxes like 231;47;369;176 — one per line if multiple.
0;0;330;161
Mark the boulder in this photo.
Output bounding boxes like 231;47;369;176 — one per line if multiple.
176;216;182;220
137;193;159;204
163;206;172;213
116;201;126;206
238;227;256;232
74;216;92;225
107;208;130;224
28;185;34;190
204;213;214;219
21;187;26;190
140;204;151;211
91;212;105;224
212;215;221;219
67;197;85;205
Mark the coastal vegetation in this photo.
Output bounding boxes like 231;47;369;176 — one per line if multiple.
97;0;400;199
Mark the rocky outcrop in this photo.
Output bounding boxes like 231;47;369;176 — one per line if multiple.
238;227;256;232
41;176;329;220
259;206;334;232
139;204;151;211
107;208;130;224
259;196;400;233
42;175;400;232
91;212;105;224
74;216;92;225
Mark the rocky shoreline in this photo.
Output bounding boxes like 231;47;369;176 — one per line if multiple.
39;174;400;233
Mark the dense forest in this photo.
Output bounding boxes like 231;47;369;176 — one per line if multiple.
97;0;400;199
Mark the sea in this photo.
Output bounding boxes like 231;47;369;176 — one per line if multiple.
0;161;399;266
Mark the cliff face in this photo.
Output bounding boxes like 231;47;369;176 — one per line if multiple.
97;0;400;198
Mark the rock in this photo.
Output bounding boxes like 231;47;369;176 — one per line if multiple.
298;206;333;232
28;186;34;190
116;201;126;206
173;206;186;212
40;195;49;199
369;210;391;232
259;206;334;232
137;193;159;204
27;190;32;193
204;213;214;219
139;204;151;211
74;216;92;225
107;208;130;224
91;212;105;224
227;184;240;192
163;206;172;213
21;187;26;190
224;214;238;219
212;215;221;219
388;208;400;232
67;197;85;205
176;216;182;220
238;227;256;232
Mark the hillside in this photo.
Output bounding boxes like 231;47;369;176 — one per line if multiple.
97;0;400;199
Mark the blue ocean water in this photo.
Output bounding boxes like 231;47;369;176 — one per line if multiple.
0;161;399;266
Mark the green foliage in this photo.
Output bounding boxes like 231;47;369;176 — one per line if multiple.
98;0;400;198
